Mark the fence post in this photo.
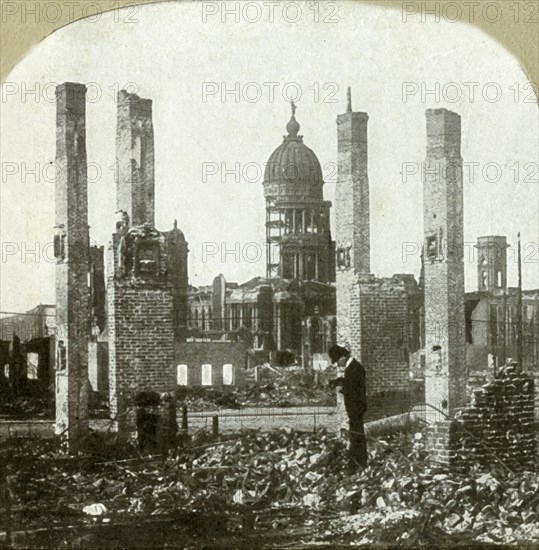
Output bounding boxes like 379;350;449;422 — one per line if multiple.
212;415;219;437
1;461;12;546
181;405;188;433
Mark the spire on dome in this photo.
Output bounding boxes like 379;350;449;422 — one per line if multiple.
347;87;352;112
286;101;300;138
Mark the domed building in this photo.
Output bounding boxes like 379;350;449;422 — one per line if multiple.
264;103;335;282
188;104;337;363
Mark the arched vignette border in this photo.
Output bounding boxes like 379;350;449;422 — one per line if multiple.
0;0;538;98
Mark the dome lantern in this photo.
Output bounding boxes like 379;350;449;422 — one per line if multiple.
286;101;300;138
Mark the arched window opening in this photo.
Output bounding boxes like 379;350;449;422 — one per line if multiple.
201;364;212;386
223;364;234;385
177;364;188;385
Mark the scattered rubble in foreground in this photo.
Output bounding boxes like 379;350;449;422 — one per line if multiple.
2;427;538;548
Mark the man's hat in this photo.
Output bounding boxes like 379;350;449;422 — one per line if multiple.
328;344;350;363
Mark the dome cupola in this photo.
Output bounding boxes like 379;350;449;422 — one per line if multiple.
263;102;324;192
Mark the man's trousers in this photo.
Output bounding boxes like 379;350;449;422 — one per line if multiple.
348;416;367;468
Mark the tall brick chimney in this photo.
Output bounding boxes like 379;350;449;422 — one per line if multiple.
54;82;90;448
423;108;466;419
335;87;370;346
116;90;155;227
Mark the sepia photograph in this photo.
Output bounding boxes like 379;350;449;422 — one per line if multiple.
0;0;538;547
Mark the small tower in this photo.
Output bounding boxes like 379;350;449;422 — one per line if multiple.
475;235;508;292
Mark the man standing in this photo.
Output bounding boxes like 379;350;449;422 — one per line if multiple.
328;345;368;470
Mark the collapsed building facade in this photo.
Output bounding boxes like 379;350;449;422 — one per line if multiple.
0;305;56;396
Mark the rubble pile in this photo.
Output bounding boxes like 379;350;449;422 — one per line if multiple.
0;394;54;419
3;428;539;546
176;373;335;411
0;392;110;420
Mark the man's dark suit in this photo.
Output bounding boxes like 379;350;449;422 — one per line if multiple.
342;358;368;468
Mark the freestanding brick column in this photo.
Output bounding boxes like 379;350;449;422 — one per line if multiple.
54;83;90;449
423;108;466;421
335;87;370;346
108;92;176;436
116;90;155;227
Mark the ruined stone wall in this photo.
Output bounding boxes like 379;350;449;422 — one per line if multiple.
427;368;536;470
108;282;175;431
175;341;248;386
349;275;411;419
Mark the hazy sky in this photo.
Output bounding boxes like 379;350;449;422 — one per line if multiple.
1;0;538;314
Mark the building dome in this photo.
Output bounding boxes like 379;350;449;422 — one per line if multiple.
263;104;324;186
